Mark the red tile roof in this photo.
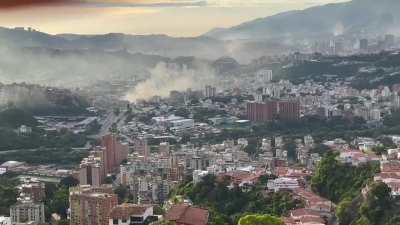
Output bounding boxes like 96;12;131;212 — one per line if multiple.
381;161;400;173
299;216;325;224
290;208;320;218
165;204;209;225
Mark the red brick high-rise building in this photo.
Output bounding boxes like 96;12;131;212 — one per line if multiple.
247;100;300;122
278;101;300;120
69;185;117;225
102;134;129;174
246;101;278;122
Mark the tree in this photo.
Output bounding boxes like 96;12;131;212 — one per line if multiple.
0;177;18;215
114;185;128;203
60;176;79;188
244;143;258;156
283;141;297;161
153;205;165;215
238;214;285;225
336;198;354;225
311;152;379;203
113;108;121;116
48;188;69;218
151;221;176;225
359;182;392;225
57;219;70;225
371;146;387;155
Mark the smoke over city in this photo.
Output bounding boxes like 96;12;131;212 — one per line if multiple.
124;61;217;102
0;84;49;109
0;45;155;88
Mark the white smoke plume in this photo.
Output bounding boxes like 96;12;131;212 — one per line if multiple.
0;45;151;88
124;61;217;102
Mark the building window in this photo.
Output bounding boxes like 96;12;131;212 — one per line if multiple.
113;219;119;224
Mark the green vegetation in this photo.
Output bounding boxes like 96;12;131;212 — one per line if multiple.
200;115;368;146
252;116;366;140
0;109;88;165
0;147;88;165
0;108;87;151
383;110;400;127
174;175;302;225
336;181;399;225
0;128;87;151
283;140;297;161
310;144;332;155
192;108;227;122
59;176;79;188
0;172;78;219
0;173;19;215
44;176;79;221
243;138;259;156
276;52;400;90
238;214;284;225
0;108;38;128
151;222;176;225
46;188;69;219
114;185;129;204
311;153;400;225
311;152;380;203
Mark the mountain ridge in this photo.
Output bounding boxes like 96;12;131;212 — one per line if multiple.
204;0;400;40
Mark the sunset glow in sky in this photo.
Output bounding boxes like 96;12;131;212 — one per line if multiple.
0;0;350;36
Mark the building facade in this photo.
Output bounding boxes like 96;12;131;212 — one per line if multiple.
10;200;45;225
69;185;118;225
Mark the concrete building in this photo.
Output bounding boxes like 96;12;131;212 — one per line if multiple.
79;155;105;186
17;178;46;203
204;85;216;98
255;69;273;84
159;142;170;157
360;39;369;52
170;119;195;132
10;199;45;225
69;185;118;225
278;101;300;120
267;177;300;192
0;216;11;225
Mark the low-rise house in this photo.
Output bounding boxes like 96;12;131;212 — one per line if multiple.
164;204;209;225
293;189;334;215
109;204;154;225
283;208;327;225
267;178;300;192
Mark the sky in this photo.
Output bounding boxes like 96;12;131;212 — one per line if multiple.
0;0;350;37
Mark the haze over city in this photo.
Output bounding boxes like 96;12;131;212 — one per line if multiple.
1;0;400;225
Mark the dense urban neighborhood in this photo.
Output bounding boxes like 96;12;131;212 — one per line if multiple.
2;0;400;225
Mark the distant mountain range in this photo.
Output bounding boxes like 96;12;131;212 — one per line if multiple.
1;0;399;72
205;0;400;40
0;27;225;59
